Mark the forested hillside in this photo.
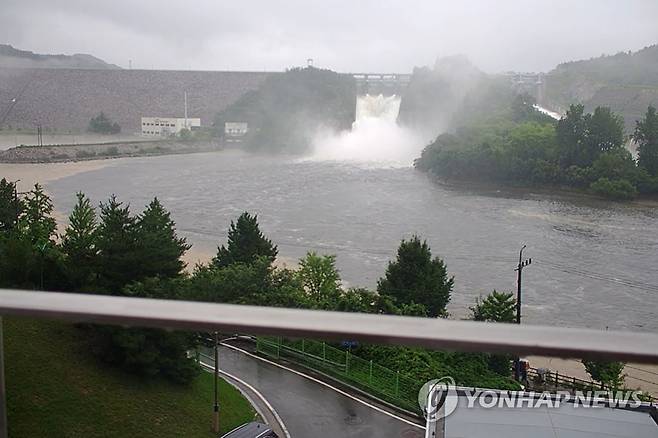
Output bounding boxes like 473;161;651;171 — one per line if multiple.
544;44;658;131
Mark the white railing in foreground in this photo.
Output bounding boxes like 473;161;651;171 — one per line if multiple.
1;289;658;438
0;289;657;363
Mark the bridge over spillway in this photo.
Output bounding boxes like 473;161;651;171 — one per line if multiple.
351;73;411;96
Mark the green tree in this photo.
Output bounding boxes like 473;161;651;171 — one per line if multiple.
633;105;658;176
89;277;200;384
556;104;591;167
0;233;39;288
585;106;625;158
20;184;57;246
470;290;516;323
135;198;190;279
582;359;625;389
470;290;516;376
95;195;140;293
88;112;121;134
14;184;62;289
557;105;625;168
297;251;341;307
213;212;277;268
0;178;22;234
377;236;454;317
62;192;98;290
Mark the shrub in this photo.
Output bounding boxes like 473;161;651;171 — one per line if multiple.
88;112;121;134
75;150;96;159
589;177;638;200
104;146;119;156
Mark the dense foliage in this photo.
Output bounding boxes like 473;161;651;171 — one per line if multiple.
415;94;658;200
214;67;355;153
582;359;625;389
633;105;658;177
88;111;121;134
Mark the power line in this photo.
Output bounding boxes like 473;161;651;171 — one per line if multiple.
539;259;658;293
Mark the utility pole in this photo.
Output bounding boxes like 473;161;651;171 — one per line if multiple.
13;180;20;228
184;92;188;130
212;331;220;433
514;245;531;380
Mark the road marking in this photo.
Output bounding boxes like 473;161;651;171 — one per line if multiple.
220;342;425;430
199;355;291;438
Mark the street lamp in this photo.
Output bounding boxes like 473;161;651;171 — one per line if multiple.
213;331;220;433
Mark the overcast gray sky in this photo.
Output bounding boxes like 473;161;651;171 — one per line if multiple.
2;0;658;73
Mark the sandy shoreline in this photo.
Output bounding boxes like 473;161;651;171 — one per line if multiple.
0;159;113;192
1;159;115;234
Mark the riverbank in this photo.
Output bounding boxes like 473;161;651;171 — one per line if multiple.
0;139;222;163
423;173;658;208
0;132;151;151
527;356;658;397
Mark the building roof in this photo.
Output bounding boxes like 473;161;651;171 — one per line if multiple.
446;397;657;438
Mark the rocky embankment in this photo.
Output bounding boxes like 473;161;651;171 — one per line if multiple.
0;140;221;163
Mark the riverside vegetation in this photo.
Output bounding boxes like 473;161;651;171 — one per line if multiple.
414;90;658;201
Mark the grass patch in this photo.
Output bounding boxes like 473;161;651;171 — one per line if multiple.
3;318;256;438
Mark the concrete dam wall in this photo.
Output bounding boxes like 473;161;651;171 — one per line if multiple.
0;68;274;133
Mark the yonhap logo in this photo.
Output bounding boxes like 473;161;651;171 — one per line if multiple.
418;376;646;422
418;377;458;421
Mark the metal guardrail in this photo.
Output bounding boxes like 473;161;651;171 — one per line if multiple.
1;290;657;363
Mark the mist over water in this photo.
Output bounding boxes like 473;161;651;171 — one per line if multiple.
309;94;426;166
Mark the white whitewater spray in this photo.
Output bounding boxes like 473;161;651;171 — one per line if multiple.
309;94;426;166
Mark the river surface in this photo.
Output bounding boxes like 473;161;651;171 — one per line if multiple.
48;150;658;332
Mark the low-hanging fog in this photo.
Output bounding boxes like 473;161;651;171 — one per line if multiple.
2;0;658;73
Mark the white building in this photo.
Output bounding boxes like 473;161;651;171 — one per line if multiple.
141;117;201;137
224;122;249;143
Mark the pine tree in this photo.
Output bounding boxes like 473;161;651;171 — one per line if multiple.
95;195;139;293
470;290;516;323
377;236;454;317
633;105;658;176
135;197;190;279
20;183;57;246
0;178;22;234
2;184;62;289
62;192;98;290
213;212;277;268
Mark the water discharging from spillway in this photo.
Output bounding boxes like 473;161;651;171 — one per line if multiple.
355;94;402;123
309;94;425;166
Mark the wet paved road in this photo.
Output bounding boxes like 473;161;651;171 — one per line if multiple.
216;345;424;438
